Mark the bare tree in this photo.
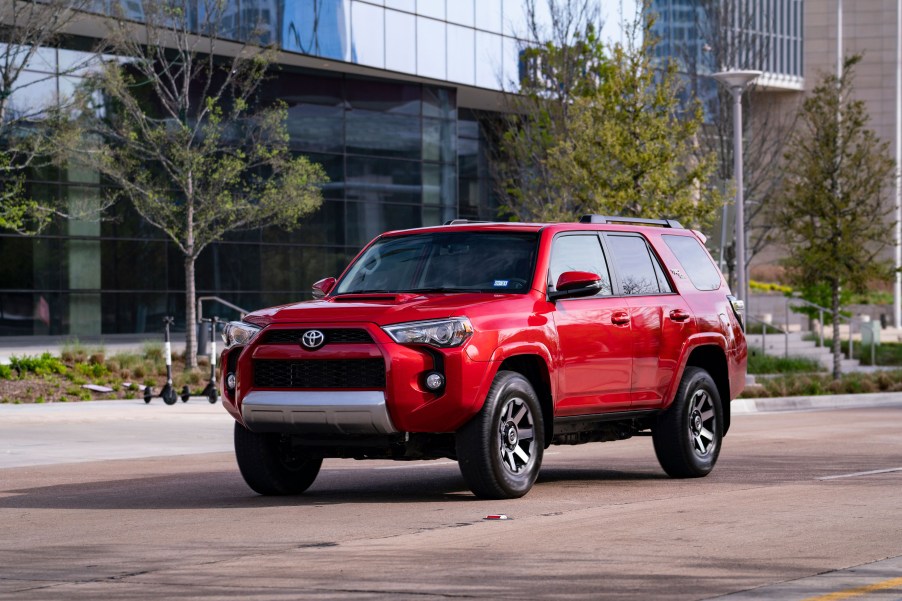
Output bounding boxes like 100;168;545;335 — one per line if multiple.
75;0;326;367
675;0;800;280
0;0;94;233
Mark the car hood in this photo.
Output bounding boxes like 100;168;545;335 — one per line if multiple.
244;292;530;327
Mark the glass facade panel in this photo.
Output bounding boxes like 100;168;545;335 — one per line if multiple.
475;0;502;33
385;9;416;73
416;0;445;20
384;0;415;11
502;0;528;37
447;0;474;27
346;156;422;206
447;24;475;85
416;16;446;80
476;31;503;89
351;1;385;68
347;111;421;159
345;200;422;247
422;118;456;163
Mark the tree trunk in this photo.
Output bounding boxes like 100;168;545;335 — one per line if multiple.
185;255;197;369
831;281;841;380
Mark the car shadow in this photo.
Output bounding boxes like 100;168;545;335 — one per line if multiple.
0;461;669;510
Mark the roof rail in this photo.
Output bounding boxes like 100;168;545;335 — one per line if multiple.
579;215;684;229
443;219;492;225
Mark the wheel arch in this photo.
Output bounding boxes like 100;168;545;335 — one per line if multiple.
497;354;554;447
683;345;732;434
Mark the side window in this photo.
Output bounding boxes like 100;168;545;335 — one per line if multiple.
548;234;613;296
662;235;723;291
605;234;672;296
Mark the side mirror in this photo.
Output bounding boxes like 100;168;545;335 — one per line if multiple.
549;271;602;301
312;277;336;299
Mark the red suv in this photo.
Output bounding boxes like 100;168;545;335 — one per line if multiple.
220;216;747;499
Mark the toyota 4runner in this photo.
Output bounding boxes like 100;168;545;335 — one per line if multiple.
220;216;747;499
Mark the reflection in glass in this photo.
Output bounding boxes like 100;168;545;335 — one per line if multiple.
345;200;421;247
385;9;416;73
347;77;420;114
422;163;456;224
286;103;345;154
416;16;446;80
282;0;354;62
351;1;385;68
501;35;523;91
347;111;421;159
423;118;456;163
346;157;422;206
446;24;475;85
422;86;455;119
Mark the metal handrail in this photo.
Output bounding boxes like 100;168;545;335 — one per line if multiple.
197;296;248;322
746;315;790;358
196;296;249;356
784;296;856;360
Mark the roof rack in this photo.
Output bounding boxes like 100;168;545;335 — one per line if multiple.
443;219;492;225
579;215;684;229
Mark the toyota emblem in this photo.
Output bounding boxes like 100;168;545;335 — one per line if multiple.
301;330;326;350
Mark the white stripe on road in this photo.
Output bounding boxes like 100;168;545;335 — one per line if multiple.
817;467;902;480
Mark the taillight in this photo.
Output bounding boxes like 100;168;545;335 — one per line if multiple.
727;295;745;331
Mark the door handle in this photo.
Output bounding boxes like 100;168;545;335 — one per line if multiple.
611;311;630;326
669;309;691;322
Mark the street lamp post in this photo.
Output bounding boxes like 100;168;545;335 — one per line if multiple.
712;69;762;308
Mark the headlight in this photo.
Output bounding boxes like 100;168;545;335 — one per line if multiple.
382;318;473;348
221;321;262;348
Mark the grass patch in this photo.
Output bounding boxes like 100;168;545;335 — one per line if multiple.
742;369;902;398
748;350;823;374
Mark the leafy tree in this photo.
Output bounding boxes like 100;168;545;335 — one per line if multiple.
0;0;93;233
492;2;720;227
774;56;895;379
76;0;327;367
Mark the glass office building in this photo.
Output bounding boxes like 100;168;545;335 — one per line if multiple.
650;0;804;116
0;1;535;337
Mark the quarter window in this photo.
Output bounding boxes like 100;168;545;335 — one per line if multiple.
663;235;722;291
548;234;613;296
606;234;672;295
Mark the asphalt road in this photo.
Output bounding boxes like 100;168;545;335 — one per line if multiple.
1;401;901;600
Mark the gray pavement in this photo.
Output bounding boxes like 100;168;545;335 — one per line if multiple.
2;402;901;600
2;391;901;469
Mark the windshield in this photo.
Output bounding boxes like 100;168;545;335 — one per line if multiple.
335;231;538;295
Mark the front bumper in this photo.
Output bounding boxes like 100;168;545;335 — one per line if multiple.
220;322;490;435
241;390;397;435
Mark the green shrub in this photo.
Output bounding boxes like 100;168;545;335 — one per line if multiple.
0;364;12;379
10;353;67;376
74;362;109;380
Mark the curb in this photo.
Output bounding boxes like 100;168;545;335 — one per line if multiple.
732;391;902;414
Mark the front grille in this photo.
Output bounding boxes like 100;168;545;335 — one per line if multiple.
260;329;373;345
253;359;386;389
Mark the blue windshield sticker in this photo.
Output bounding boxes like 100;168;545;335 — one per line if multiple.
494;280;509;287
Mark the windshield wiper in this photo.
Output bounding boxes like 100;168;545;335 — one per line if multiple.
406;287;476;293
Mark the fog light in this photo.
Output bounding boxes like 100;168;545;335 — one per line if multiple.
425;371;445;391
226;372;237;389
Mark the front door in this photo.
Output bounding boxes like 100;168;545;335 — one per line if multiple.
550;233;633;415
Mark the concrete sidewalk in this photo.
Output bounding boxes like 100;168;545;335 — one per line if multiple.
2;393;900;470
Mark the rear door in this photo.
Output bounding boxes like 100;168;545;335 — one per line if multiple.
550;232;633;414
604;233;694;408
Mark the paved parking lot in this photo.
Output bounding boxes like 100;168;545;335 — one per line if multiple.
1;398;901;600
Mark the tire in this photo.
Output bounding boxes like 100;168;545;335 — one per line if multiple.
161;385;177;405
653;367;723;478
456;371;545;499
234;422;322;495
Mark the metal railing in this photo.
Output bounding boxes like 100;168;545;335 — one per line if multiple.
783;296;856;361
747;315;790;358
196;296;249;356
